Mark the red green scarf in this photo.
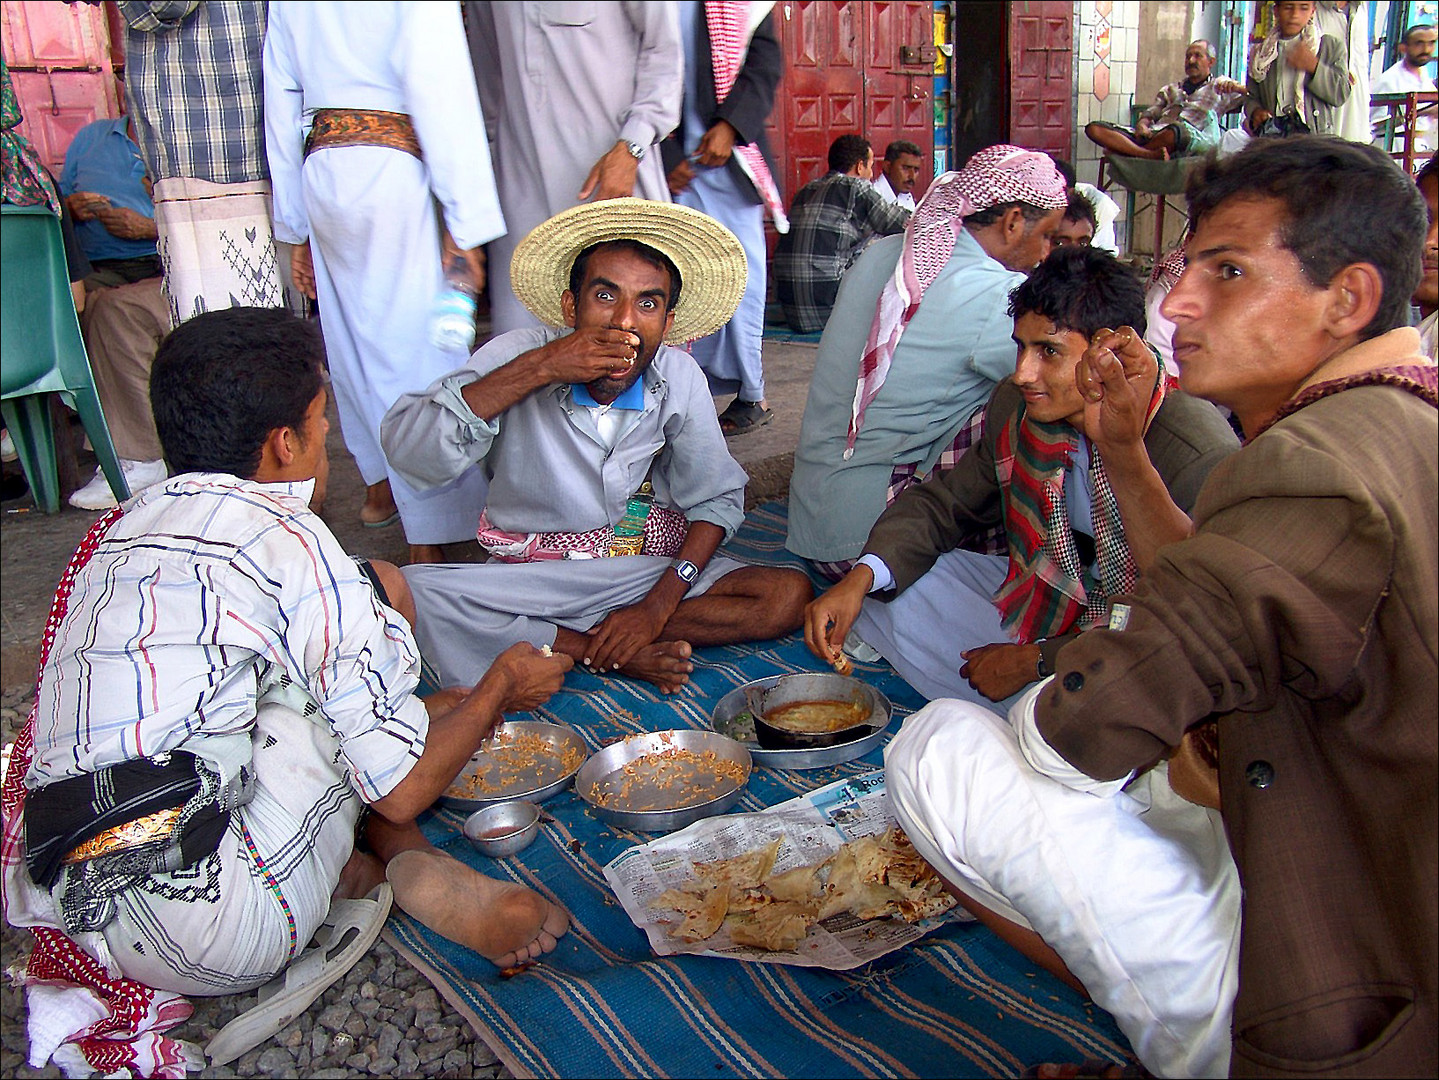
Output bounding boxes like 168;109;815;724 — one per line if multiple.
993;379;1166;643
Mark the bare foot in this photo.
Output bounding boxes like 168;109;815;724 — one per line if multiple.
385;849;569;967
360;479;398;526
617;640;694;693
333;849;387;901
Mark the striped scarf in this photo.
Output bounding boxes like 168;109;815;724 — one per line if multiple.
992;380;1165;643
705;2;788;232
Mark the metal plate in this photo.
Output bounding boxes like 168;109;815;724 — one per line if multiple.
439;721;589;812
709;675;893;770
575;729;752;833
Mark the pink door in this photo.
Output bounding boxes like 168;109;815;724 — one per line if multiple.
2;0;123;176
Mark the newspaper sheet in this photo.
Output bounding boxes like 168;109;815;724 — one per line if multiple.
603;770;959;970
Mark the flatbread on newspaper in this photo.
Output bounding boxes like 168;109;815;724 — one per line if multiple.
730;902;812;952
694;839;781;891
652;827;956;953
668;885;729;942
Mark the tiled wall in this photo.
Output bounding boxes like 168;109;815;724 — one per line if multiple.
1073;0;1142;188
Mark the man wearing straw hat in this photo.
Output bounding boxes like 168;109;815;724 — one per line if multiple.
382;198;813;693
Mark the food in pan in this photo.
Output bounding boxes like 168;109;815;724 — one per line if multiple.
761;698;870;735
587;746;748;812
445;729;586;799
649;828;955;951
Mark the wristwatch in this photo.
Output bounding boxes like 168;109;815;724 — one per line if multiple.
1035;641;1053;680
623;139;647;162
670;558;700;590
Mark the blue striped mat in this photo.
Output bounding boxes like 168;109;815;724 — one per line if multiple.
384;503;1131;1077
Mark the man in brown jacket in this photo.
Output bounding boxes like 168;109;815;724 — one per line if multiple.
887;137;1436;1077
804;245;1238;708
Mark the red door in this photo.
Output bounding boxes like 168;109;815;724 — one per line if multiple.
1008;0;1073;160
768;1;935;202
2;0;124;176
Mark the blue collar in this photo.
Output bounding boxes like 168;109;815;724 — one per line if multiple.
571;377;645;411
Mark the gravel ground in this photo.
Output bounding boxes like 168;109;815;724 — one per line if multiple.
1;683;512;1080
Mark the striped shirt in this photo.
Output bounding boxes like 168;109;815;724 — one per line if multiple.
117;1;269;184
26;474;429;805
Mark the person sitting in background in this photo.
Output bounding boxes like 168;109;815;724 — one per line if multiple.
786;145;1067;578
2;307;573;1074
1049;156;1121;255
774;134;911;332
59;112;172;510
1369;23;1437;153
873;139;923;210
803;246;1236;708
1246;0;1352;137
1051;190;1097;248
1085;40;1245;160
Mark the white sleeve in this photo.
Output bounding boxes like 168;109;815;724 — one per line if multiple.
1011;680;1134;797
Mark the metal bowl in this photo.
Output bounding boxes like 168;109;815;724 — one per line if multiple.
751;672;884;750
463;799;541;858
575;729;751;833
439;720;589;812
709;675;893;770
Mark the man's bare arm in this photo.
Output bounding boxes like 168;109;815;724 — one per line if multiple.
460;327;644;420
369;644;572;822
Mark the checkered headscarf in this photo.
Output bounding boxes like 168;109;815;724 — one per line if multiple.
845;145;1068;457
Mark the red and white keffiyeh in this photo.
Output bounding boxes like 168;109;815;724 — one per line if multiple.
1;507;201;1079
844;145;1068;457
705;2;788;232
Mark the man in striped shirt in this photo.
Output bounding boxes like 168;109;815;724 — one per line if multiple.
5;309;571;1024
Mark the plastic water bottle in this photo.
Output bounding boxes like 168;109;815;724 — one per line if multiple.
429;253;477;352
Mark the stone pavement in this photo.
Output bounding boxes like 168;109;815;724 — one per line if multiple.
0;332;819;1078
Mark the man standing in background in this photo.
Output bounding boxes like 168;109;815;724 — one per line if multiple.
663;2;784;437
466;1;683;337
116;0;285;324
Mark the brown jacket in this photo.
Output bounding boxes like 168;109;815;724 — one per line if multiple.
862;378;1239;667
1037;331;1438;1076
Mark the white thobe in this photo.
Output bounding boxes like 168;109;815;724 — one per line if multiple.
1315;1;1373;143
886;689;1241;1079
265;1;507;544
466;1;683;335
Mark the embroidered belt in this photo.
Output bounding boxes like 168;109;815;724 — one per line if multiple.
63;806;184;864
304;108;422;160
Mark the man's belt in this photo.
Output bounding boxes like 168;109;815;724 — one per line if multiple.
24;751;230;889
304;108;422;161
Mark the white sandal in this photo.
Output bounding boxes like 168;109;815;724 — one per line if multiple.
205;882;393;1066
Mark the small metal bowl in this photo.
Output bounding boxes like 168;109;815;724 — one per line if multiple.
462;799;541;858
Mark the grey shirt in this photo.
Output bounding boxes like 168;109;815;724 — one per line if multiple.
381;326;747;538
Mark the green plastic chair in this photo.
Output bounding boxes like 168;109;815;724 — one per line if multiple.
2;203;129;512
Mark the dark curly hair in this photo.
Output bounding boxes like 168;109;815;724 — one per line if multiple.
1007;245;1147;340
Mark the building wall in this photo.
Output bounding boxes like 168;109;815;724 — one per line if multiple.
1073;0;1142;188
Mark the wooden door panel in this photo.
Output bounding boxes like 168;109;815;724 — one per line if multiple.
1008;1;1073;159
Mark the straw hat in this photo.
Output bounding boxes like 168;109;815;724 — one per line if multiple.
509;197;747;344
